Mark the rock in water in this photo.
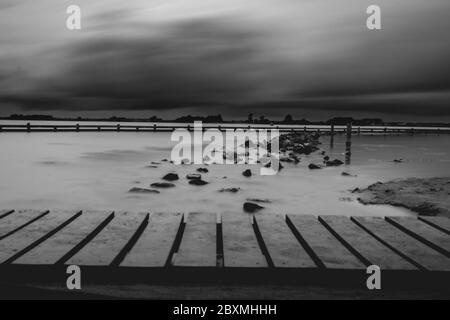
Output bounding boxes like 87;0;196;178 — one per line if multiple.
189;179;209;186
308;163;323;170
150;182;175;188
242;169;252;177
197;168;209;173
219;187;240;193
243;202;264;213
128;187;160;194
246;198;271;203
162;173;179;181
325;159;344;167
342;172;357;177
186;173;201;180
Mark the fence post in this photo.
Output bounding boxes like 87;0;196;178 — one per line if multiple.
27;122;31;132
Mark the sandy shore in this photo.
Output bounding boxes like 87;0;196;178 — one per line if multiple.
354;177;450;218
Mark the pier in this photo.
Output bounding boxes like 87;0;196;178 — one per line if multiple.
0;210;448;289
0;123;449;134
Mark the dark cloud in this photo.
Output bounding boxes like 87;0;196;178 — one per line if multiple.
1;2;450;121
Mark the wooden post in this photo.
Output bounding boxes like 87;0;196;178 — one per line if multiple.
346;122;352;139
27;122;31;132
330;123;334;135
357;127;361;135
97;126;101;131
153;124;156;131
117;124;121;131
76;123;80;132
384;126;387;135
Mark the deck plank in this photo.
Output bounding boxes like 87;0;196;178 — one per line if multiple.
319;216;416;270
121;212;183;267
67;211;146;266
287;215;365;269
353;217;450;271
173;212;216;267
0;210;80;263
0;210;49;240
386;217;450;257
222;214;267;268
0;210;14;220
419;217;450;235
13;210;113;265
255;214;316;268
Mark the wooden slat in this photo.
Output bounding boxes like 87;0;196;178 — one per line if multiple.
121;212;183;267
0;210;80;263
386;217;450;257
419;216;450;235
67;211;147;266
319;216;416;270
222;214;267;268
173;212;216;267
0;210;49;240
0;210;14;220
353;217;450;271
287;215;365;269
255;214;316;268
13;210;113;265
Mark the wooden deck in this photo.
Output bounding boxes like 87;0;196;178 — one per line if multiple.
0;210;449;289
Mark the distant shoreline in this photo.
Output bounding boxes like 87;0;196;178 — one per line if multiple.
1;115;449;128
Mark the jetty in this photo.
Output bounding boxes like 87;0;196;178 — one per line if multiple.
0;123;449;134
0;210;448;289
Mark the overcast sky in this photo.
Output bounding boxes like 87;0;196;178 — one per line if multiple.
0;0;449;121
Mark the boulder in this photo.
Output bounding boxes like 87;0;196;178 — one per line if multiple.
150;182;175;188
243;202;264;213
197;168;209;173
186;173;201;180
308;163;323;170
325;159;344;166
162;173;179;181
189;179;209;186
242;169;252;177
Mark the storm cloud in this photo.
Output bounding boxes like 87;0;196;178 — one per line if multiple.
0;0;449;121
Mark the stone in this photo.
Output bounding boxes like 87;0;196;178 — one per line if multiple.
325;159;344;166
243;202;264;213
162;173;179;181
197;168;209;173
219;187;240;193
242;169;252;177
186;174;201;180
246;198;271;203
189;179;209;186
150;182;175;188
128;187;160;194
308;163;323;170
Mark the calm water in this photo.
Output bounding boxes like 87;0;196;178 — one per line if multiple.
0;126;449;217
